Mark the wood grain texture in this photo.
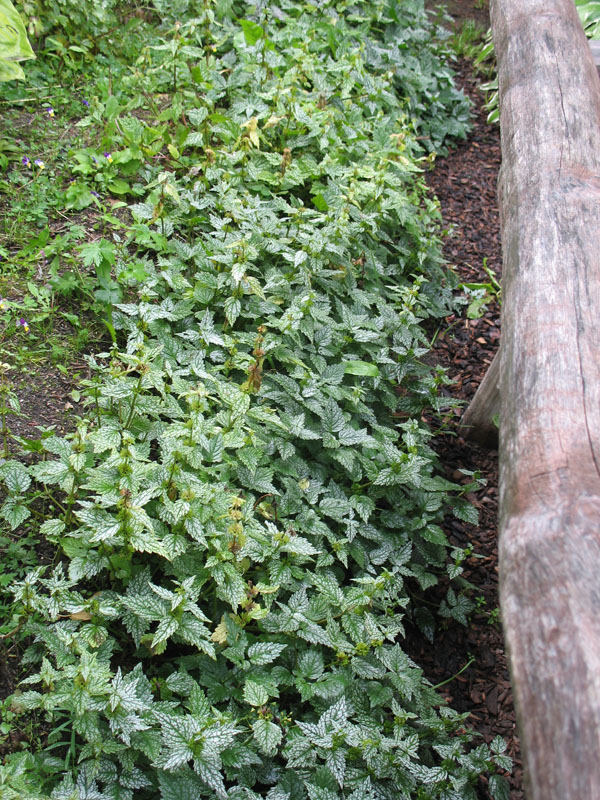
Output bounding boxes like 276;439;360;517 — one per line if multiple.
490;1;600;797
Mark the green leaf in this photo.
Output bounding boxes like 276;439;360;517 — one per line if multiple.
453;500;479;525
187;108;208;126
229;392;250;419
297;650;324;680
89;426;121;453
193;752;227;798
130;202;155;220
0;57;24;80
1;499;29;529
247;642;287;666
152;616;179;647
107;179;131;195
326;749;346;787
3;463;31;494
158;770;210;800
204;434;223;463
252;718;282;756
0;0;35;63
40;518;66;539
79;239;115;269
294;250;307;268
306;782;341;800
29;459;69;485
240;19;265;46
243;679;269;706
312;193;328;211
321;399;345;435
224;296;241;325
489;775;511;800
343;360;380;377
420;525;448;546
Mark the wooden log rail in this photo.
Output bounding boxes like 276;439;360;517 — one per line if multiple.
460;0;600;797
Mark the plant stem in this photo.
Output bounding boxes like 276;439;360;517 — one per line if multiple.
124;373;144;430
431;656;475;690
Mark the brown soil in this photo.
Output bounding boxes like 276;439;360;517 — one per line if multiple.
427;0;491;30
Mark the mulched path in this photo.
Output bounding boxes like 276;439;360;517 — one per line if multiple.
406;3;526;797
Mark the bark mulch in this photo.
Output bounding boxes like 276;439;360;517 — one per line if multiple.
406;3;526;796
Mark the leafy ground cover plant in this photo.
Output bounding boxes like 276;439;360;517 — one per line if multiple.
0;0;35;81
0;0;511;797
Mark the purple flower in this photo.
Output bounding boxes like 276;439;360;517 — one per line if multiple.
46;107;55;118
92;156;98;164
91;191;99;197
18;318;30;333
82;99;90;108
34;159;45;169
22;156;30;167
103;151;113;163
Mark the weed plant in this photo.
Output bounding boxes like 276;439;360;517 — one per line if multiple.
0;1;511;798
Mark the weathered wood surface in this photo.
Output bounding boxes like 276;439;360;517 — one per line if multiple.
459;349;500;447
590;39;600;75
485;1;600;797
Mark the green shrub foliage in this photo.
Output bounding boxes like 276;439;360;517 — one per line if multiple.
2;1;511;798
19;0;120;41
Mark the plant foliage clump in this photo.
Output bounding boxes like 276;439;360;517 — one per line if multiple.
1;1;511;798
0;0;35;81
